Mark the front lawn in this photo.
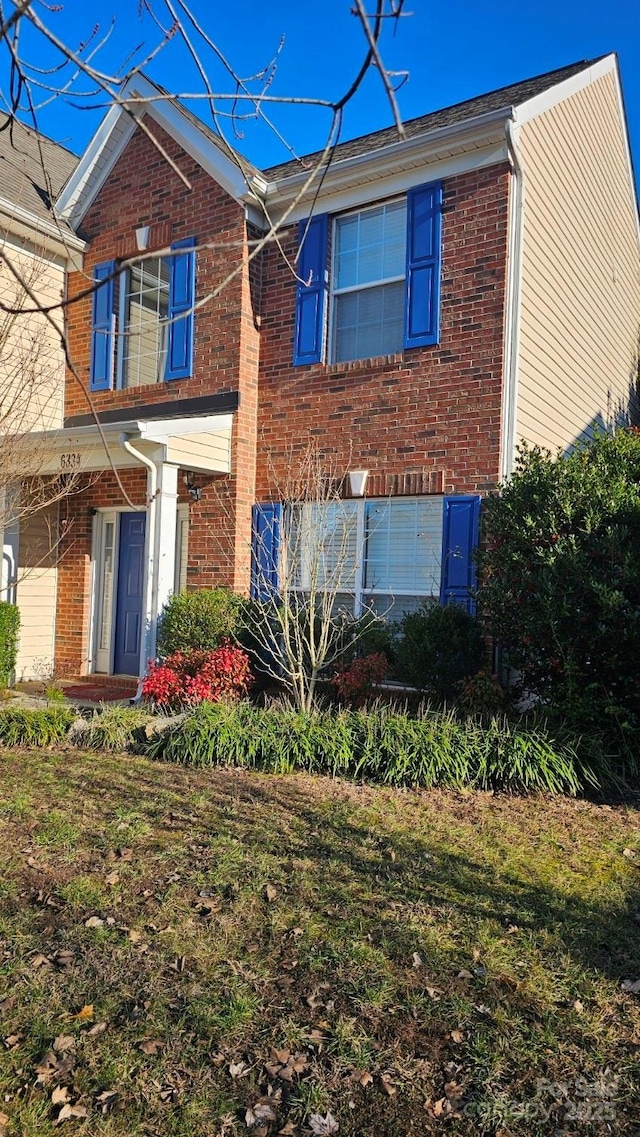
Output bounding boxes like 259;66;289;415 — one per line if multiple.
0;749;638;1135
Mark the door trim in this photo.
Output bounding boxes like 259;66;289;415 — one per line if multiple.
90;507;146;675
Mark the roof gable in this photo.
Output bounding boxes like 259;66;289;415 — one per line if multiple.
56;74;253;228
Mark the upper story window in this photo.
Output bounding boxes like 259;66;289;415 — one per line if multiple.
119;258;170;388
293;180;442;368
332;199;406;363
90;238;195;392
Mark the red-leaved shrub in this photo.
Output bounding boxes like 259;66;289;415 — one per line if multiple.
331;652;389;707
142;642;253;709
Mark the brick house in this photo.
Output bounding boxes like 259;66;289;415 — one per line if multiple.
11;53;639;680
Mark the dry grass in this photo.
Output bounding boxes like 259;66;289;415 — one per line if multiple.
0;748;639;1136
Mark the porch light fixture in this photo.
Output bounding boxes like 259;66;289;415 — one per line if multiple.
135;225;151;251
348;469;369;497
183;472;202;503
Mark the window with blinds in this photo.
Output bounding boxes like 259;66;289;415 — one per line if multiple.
288;496;443;617
331;199;407;363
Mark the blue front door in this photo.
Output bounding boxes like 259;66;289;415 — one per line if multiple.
114;512;146;675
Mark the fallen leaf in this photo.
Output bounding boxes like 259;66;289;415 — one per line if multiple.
457;969;473;980
71;1005;94;1022
573;1000;584;1014
425;985;441;1001
95;1090;120;1114
412;952;423;968
380;1075;396;1097
53;1035;76;1053
105;872;119;887
265;883;278;903
622;848;637;860
128;930;142;944
245;1101;277;1126
0;996;16;1013
30;953;51;969
0;1110;8;1137
52;950;75;969
4;1034;24;1049
229;1060;250;1078
51;1087;70;1105
309;1113;339;1135
84;916;104;929
358;1071;373;1087
621;978;640;994
450;1030;464;1044
86;1022;107;1037
54;1103;88;1124
138;1038;163;1055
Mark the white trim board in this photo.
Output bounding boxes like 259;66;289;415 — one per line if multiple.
56;75;250;226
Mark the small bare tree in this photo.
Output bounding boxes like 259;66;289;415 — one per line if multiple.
252;447;365;711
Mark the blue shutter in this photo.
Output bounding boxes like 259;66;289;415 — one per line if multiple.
90;260;115;391
251;503;282;601
404;181;442;349
166;237;196;380
293;214;328;366
440;495;481;614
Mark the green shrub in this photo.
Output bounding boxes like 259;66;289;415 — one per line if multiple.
0;706;75;746
157;588;249;657
143;700;590;795
477;432;640;738
395;602;485;698
72;704;154;752
0;602;20;688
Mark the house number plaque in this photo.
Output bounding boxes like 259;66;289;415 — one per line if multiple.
60;452;82;470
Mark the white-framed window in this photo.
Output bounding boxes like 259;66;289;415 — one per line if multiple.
331;198;407;364
118;257;170;388
288;495;443;618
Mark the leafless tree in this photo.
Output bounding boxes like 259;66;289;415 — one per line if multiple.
0;1;410;603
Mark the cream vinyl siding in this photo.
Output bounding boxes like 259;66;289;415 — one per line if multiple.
516;71;640;452
0;235;65;437
15;506;58;680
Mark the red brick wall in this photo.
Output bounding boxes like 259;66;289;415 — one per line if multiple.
61;121;262;631
256;164;510;499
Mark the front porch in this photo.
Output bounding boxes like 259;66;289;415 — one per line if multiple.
12;404;235;681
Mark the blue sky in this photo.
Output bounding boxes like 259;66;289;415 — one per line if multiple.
7;0;640;182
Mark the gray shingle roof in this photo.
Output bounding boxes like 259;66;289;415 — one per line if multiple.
0;112;77;227
265;59;599;180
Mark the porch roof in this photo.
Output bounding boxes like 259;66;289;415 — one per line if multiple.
18;411;233;476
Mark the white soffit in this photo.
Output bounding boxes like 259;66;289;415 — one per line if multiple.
56;75;250;227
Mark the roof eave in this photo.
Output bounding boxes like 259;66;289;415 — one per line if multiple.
255;105;515;207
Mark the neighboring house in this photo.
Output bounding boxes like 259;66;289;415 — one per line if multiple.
19;51;637;680
0;117;81;679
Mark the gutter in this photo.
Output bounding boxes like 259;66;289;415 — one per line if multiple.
0;195;86;255
120;434;158;699
253;105;513;205
500;113;525;481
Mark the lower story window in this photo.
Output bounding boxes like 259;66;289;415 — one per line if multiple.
288;496;444;618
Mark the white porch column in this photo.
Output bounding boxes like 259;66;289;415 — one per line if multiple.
151;461;179;656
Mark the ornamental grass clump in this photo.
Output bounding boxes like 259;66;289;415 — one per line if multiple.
142;643;253;710
144;700;590;794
